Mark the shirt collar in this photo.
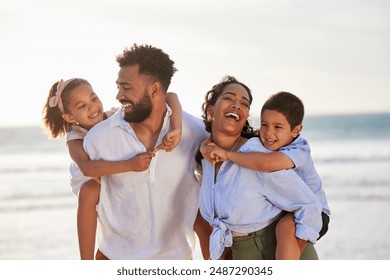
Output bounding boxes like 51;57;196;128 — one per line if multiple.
108;104;172;134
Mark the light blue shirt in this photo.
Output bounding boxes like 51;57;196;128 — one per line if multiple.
199;137;322;260
280;136;331;215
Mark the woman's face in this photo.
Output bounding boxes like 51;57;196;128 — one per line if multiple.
208;83;251;136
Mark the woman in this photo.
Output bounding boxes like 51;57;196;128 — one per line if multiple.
197;76;322;260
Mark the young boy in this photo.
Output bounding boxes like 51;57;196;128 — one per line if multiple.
201;91;330;259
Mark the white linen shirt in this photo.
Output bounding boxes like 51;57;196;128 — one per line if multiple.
82;107;208;260
199;137;322;260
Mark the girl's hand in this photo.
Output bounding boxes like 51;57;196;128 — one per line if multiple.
129;152;155;172
156;128;182;152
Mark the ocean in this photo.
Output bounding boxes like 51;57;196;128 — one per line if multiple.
0;113;390;260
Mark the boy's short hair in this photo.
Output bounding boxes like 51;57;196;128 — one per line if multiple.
261;91;304;130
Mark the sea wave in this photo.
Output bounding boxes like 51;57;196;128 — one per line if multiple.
314;155;390;163
0;192;75;213
327;193;390;201
0;166;67;174
0;202;75;213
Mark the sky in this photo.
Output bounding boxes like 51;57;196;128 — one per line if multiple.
0;0;389;127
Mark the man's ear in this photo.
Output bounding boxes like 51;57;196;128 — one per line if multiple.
151;82;162;97
62;113;77;124
292;124;303;137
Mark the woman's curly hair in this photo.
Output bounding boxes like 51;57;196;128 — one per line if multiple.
201;75;255;138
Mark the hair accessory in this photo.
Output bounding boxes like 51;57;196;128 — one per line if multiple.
48;79;75;113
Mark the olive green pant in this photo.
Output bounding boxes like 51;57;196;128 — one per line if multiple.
231;220;318;260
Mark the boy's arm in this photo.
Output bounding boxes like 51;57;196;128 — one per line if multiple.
67;140;155;177
210;144;295;172
158;92;182;152
199;136;215;163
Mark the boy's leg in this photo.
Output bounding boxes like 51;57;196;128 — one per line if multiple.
77;179;100;260
275;212;306;260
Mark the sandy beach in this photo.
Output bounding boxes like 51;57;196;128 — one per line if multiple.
1;194;389;260
315;199;390;259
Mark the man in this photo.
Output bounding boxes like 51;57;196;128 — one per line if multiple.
83;44;211;259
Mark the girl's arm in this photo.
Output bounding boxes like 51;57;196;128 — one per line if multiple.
208;143;295;172
67;140;155;177
157;92;182;152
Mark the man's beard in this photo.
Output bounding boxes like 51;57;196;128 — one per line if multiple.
123;92;152;123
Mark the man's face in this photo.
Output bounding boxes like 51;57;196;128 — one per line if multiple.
116;65;153;123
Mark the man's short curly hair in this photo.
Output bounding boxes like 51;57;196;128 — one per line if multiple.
116;44;177;92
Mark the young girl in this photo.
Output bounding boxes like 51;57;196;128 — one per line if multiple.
42;78;182;259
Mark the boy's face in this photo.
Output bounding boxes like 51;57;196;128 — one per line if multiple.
259;109;301;151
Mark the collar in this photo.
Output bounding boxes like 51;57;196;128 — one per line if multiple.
108;104;172;133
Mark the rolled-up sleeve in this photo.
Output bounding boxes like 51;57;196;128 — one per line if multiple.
260;169;322;243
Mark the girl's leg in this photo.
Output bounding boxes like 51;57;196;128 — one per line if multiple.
77;179;100;260
275;212;306;260
95;249;109;260
194;211;212;260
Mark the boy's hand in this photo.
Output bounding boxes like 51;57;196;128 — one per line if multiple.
200;137;228;165
208;144;228;164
